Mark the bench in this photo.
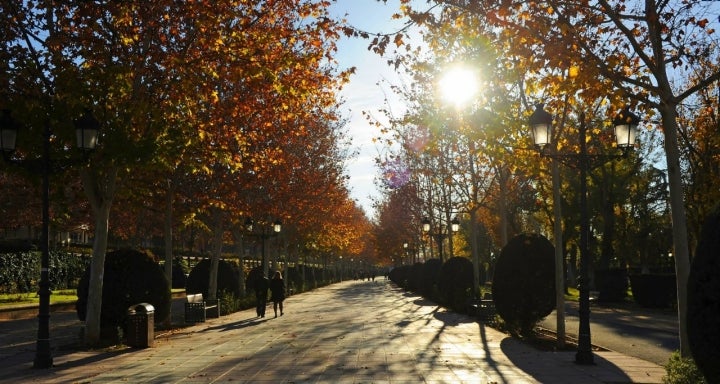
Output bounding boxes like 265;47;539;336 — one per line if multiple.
184;293;220;323
468;294;496;323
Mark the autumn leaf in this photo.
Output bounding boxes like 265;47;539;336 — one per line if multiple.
394;33;404;47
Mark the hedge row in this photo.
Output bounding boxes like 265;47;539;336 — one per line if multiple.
388;256;474;313
0;250;90;293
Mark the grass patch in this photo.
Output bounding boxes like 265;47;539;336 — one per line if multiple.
1;288;186;310
0;289;77;308
564;287;579;301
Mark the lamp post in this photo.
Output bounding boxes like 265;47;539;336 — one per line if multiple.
403;242;409;265
1;109;99;369
403;242;418;264
528;103;639;365
421;216;460;262
244;218;282;278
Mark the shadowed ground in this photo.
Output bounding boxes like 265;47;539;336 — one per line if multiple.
0;280;665;383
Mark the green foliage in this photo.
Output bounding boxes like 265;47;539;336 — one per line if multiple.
688;205;720;383
492;233;556;337
0;250;89;293
630;274;677;308
438;257;474;311
49;251;90;290
76;249;171;331
217;290;239;315
186;258;241;298
285;266;301;293
594;268;628;302
662;351;707;384
170;257;189;289
407;263;424;292
420;258;442;299
388;265;412;289
0;251;36;293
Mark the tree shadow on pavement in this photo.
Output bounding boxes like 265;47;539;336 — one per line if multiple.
500;338;634;383
413;297;436;307
202;316;266;332
52;347;136;370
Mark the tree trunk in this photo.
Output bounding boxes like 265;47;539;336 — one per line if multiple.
208;209;223;301
232;227;246;297
469;209;480;298
162;178;174;326
498;167;509;247
80;166;118;346
660;104;692;356
551;159;566;348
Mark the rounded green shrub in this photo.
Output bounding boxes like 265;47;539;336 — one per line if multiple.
688;205;720;383
662;351;707;384
76;249;171;330
407;263;424;292
389;265;411;288
594;268;628;302
438;256;474;311
171;257;189;289
492;233;555;336
186;258;241;298
420;258;442;298
630;273;676;308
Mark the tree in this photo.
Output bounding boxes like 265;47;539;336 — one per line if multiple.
359;0;720;357
374;182;422;265
2;0;355;347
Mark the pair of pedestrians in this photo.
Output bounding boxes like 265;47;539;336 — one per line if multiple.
254;270;285;318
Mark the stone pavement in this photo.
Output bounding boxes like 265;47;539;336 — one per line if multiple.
0;280;666;383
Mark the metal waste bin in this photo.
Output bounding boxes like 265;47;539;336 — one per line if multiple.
126;303;155;348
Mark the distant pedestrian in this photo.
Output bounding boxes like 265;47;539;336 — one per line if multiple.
254;274;269;318
270;270;285;318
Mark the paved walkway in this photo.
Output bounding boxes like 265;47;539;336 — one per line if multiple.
0;280;666;383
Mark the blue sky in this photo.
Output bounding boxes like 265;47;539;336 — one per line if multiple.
329;0;411;217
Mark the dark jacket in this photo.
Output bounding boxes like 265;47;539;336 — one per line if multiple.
269;278;285;302
255;277;269;299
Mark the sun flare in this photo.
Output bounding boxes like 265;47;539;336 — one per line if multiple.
439;67;478;108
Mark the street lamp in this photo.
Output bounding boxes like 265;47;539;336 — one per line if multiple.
244;217;282;277
528;103;639;365
421;216;460;262
1;108;99;369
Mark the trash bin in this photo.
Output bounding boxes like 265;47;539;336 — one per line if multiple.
126;303;155;348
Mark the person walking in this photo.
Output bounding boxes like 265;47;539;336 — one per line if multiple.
254;274;269;318
269;270;285;318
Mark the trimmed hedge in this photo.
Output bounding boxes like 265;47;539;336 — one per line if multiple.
0;250;89;294
389;265;412;289
186;258;241;298
438;257;474;312
492;233;556;336
594;268;628;302
407;263;424;292
76;249;171;331
630;274;676;308
688;205;720;383
170;257;189;289
420;258;442;299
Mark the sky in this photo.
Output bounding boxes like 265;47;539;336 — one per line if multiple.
329;1;413;218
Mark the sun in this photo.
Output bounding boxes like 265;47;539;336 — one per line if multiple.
438;66;478;108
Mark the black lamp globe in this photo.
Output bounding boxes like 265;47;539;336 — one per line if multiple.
529;103;553;149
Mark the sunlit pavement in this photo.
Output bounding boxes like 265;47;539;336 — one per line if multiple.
0;279;665;383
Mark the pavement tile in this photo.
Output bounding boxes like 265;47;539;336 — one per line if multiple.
0;279;668;383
